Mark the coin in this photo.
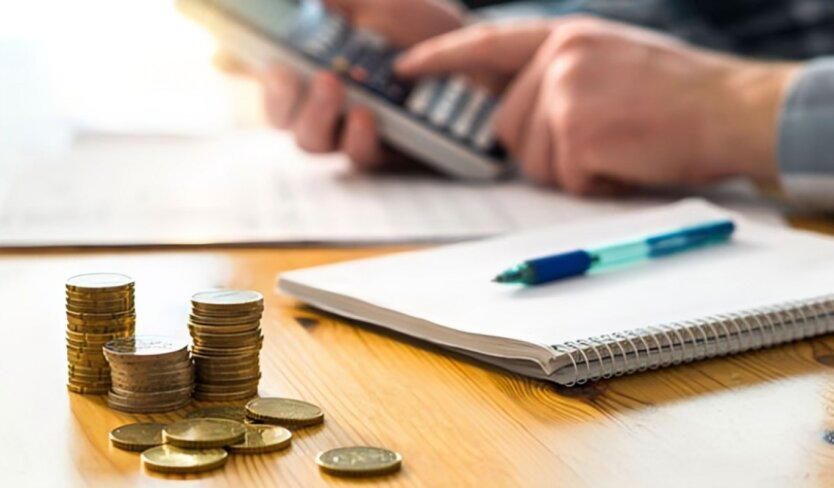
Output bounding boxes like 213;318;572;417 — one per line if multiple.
106;396;192;414
192;290;263;309
103;336;189;363
193;389;259;402
189;314;263;326
162;418;246;448
109;422;165;451
228;425;292;454
245;398;324;427
141;445;228;474
66;273;134;292
316;447;402;477
108;386;194;404
67;383;109;395
185;406;248;422
188;321;260;335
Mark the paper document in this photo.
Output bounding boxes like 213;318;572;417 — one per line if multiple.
0;131;784;247
0;131;659;247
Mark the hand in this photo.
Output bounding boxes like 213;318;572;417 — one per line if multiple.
260;0;464;170
396;17;801;194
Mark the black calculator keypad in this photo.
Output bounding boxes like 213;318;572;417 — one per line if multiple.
289;12;503;157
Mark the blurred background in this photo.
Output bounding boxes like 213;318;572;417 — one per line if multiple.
0;0;261;165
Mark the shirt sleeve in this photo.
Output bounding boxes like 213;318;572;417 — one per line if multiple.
777;58;834;210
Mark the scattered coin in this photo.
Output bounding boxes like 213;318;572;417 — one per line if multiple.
245;397;324;427
185;406;248;422
162;418;246;449
141;445;228;474
103;336;194;413
109;422;165;452
228;425;292;454
189;290;264;401
316;446;403;477
66;273;135;394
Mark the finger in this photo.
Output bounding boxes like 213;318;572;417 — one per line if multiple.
394;21;552;78
516;89;554;186
550;110;594;196
293;71;345;153
259;66;304;130
322;0;365;16
586;178;634;197
493;44;551;155
213;50;250;76
340;108;385;171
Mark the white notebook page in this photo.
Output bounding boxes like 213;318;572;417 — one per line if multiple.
280;200;834;349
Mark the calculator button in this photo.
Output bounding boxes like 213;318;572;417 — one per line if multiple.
328;31;367;72
405;79;444;117
349;48;387;84
451;89;489;140
472;109;498;152
427;77;469;128
381;79;412;105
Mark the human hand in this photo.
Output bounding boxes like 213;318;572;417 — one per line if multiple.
260;0;464;170
396;17;800;194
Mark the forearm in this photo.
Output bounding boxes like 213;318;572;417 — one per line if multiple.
777;59;834;210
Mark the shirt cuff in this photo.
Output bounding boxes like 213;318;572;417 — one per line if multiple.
777;58;834;210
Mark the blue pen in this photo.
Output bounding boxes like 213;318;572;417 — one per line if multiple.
493;219;736;285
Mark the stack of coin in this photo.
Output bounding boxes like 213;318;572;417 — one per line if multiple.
66;273;136;395
103;335;194;412
188;290;264;401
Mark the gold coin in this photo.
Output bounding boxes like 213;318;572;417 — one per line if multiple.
66;383;108;395
66;309;135;321
189;313;263;325
141;445;227;474
109;422;165;451
66;288;133;300
162;418;246;448
245;398;324;427
66;273;134;292
316;447;402;477
228;425;292;454
185;406;248;422
191;290;263;310
193;389;259;402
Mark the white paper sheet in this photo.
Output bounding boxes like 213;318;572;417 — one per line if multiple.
0;131;655;247
0;130;786;247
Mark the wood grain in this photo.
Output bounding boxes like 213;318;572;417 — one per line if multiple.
2;246;834;487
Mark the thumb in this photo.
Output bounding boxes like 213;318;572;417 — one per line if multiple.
394;21;553;78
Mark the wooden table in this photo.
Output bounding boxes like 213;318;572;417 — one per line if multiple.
2;245;834;487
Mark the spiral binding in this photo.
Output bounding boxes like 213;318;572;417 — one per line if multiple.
551;294;834;386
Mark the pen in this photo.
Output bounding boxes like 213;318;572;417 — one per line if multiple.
493;219;736;285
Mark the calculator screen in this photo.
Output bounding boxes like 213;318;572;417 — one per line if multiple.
210;0;309;39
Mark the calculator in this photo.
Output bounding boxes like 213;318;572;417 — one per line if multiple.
177;0;509;180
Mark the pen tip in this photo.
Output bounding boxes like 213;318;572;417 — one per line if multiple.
492;273;515;284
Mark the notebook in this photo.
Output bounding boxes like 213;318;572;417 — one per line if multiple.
278;199;834;385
